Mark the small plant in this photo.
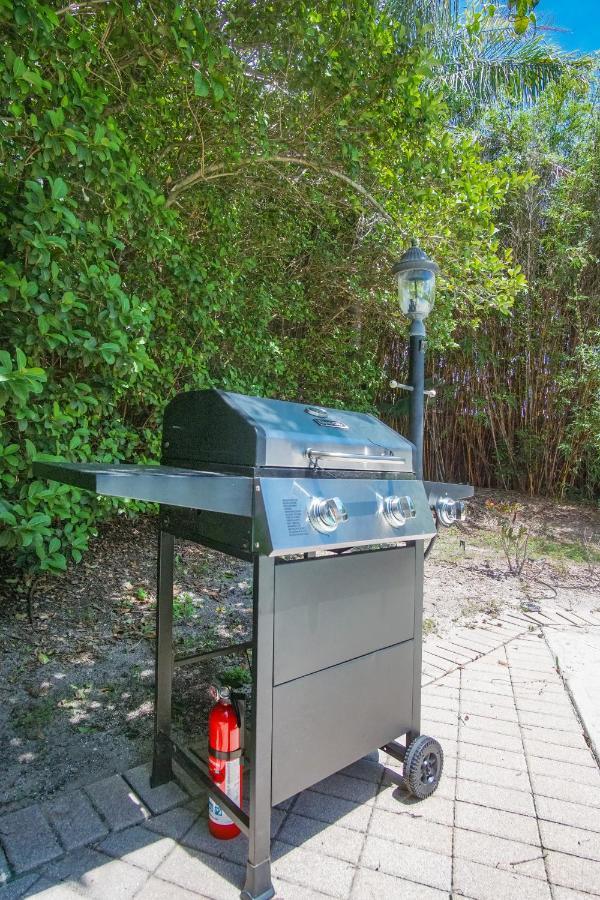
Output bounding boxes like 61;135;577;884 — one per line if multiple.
581;529;600;584
173;592;195;622
176;625;221;652
135;587;148;601
422;617;438;637
11;698;56;739
460;599;481;619
485;499;529;576
219;665;251;690
483;597;501;618
459;596;502;619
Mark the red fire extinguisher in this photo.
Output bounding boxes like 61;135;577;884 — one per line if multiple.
208;685;243;839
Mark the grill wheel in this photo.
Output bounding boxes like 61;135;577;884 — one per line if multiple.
403;735;444;799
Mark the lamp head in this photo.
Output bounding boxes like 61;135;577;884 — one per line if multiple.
392;239;439;321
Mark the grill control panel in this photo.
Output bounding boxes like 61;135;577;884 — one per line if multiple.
255;477;436;556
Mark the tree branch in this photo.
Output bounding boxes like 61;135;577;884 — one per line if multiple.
165;155;395;224
57;0;111;16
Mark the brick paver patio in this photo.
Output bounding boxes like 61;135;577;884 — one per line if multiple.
2;611;600;899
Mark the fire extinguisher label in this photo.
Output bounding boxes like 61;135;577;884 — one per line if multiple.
209;759;241;826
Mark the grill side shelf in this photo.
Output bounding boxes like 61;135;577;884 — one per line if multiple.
423;480;474;507
33;462;252;517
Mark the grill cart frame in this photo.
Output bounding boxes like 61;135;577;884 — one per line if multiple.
35;389;472;900
153;534;426;900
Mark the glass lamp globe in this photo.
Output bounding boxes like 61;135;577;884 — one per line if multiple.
392;240;439;321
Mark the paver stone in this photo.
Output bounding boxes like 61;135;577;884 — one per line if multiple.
453;858;552;900
44;791;108;852
154;845;245;900
0;805;62;874
271;841;355;899
123;765;188;815
351;868;448;899
361;835;451;892
85;775;150;831
95;826;176;872
41;847;148;899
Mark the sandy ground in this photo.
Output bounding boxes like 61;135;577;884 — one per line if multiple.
0;488;598;813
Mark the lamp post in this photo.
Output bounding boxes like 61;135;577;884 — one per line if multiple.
392;240;439;480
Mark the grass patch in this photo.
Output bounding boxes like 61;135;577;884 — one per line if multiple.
11;698;56;739
470;529;600;564
173;592;196;622
460;596;502;619
422;617;438;637
219;665;251;689
527;536;600;564
175;625;221;652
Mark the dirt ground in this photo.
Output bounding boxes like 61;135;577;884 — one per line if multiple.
0;489;598;814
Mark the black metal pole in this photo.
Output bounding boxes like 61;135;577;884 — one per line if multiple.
408;318;426;480
151;528;174;787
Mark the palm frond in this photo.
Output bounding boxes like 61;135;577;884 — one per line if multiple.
432;49;586;105
385;1;592;110
387;0;459;44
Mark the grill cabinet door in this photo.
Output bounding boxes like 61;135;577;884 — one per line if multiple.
271;547;417;805
273;548;415;685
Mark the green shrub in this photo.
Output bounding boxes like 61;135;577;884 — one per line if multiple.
1;0;526;576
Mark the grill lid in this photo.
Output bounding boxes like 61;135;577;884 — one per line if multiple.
163;389;414;474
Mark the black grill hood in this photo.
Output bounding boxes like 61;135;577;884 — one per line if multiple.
162;389;414;474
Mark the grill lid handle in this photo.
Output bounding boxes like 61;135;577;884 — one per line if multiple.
306;448;406;468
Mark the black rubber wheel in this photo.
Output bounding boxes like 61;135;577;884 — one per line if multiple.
403;735;444;799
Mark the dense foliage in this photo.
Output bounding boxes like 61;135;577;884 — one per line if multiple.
0;0;595;578
415;78;600;498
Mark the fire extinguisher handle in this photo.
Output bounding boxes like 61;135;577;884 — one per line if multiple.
231;694;242;729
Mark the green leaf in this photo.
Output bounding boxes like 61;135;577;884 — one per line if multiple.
12;57;26;78
51;178;68;200
212;81;225;102
47;553;67;571
48;108;65;128
193;71;210;97
22;67;45;89
28;513;51;527
514;15;529;33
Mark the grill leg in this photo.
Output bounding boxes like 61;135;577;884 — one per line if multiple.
151;529;174;787
408;539;425;746
242;556;275;900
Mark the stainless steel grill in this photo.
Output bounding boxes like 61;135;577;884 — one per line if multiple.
36;388;472;900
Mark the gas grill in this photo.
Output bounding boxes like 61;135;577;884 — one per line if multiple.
35;388;472;900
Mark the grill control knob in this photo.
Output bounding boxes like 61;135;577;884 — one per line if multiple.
436;497;467;527
383;495;416;529
308;496;348;533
